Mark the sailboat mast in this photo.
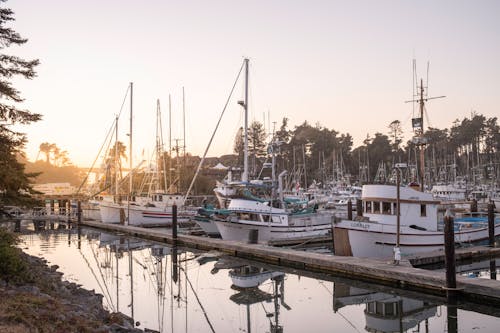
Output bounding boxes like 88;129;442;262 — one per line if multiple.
242;58;249;183
114;115;119;199
129;82;133;197
169;94;172;190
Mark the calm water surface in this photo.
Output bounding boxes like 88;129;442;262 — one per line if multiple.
9;221;500;333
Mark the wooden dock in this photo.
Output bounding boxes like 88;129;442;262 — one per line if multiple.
79;219;500;305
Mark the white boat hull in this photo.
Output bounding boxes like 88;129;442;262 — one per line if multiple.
194;218;220;236
334;220;500;258
99;202;126;224
215;219;332;243
127;205;193;226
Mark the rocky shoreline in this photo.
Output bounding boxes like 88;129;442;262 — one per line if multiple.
0;251;157;333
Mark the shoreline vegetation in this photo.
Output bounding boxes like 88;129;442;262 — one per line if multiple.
0;227;155;333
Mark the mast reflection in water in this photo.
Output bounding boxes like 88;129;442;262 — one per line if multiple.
10;221;500;333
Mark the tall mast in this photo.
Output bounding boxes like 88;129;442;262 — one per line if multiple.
419;79;425;191
183;87;186;159
114;115;119;198
242;58;249;182
405;74;445;191
168;94;172;190
182;87;186;192
129;82;133;197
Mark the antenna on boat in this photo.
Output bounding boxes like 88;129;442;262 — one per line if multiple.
405;63;445;191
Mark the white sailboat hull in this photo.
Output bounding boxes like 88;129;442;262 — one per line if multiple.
127;205;193;226
99;201;126;224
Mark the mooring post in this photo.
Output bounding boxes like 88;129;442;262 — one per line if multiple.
444;210;457;298
77;201;82;224
347;199;353;220
248;229;259;244
356;199;362;217
488;202;495;247
172;203;178;242
490;259;497;280
447;300;458;333
471;199;478;213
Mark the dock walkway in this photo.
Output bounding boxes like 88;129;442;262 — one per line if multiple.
80;219;500;305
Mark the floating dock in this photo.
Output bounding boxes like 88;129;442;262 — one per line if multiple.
79;219;500;305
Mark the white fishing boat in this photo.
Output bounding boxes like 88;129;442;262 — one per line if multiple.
214;194;333;243
333;184;500;258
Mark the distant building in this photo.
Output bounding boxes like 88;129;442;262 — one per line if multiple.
33;183;76;196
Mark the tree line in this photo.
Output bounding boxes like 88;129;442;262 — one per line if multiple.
233;113;500;189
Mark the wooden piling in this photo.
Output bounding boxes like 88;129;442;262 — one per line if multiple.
172;203;178;242
444;211;457;296
356;199;362;217
490;260;497;280
488;202;495;247
77;201;82;224
471;199;478;213
447;301;458;333
347;199;353;220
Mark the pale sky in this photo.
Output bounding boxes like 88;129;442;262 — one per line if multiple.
8;0;500;167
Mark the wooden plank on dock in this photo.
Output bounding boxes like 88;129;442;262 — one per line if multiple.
79;219;500;305
408;246;500;267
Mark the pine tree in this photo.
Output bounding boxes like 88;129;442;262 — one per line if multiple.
0;1;41;205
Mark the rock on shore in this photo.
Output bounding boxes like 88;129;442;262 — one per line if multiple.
0;252;157;333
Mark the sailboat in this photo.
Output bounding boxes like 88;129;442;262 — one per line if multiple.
99;82;134;224
127;98;195;226
333;77;500;259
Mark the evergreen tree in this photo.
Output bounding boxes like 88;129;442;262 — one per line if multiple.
0;1;40;205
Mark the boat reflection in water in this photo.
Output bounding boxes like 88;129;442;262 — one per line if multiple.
14;222;500;333
333;282;437;333
226;264;288;333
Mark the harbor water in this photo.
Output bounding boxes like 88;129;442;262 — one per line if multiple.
9;220;500;332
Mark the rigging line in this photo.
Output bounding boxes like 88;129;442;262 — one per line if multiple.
337;309;362;333
76;117;117;195
78;247;115;311
179;266;216;333
76;84;130;194
260;302;273;325
182;59;246;204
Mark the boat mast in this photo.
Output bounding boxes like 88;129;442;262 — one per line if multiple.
129;82;133;198
114;115;119;200
418;79;425;191
405;72;445;191
242;58;249;182
168;94;172;191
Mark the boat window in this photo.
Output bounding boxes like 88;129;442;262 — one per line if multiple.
420;204;426;217
382;202;391;214
262;214;271;222
365;201;371;213
376;302;384;315
373;201;380;214
385;303;395;316
392;202;398;215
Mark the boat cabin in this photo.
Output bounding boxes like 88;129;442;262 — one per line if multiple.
361;185;440;231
